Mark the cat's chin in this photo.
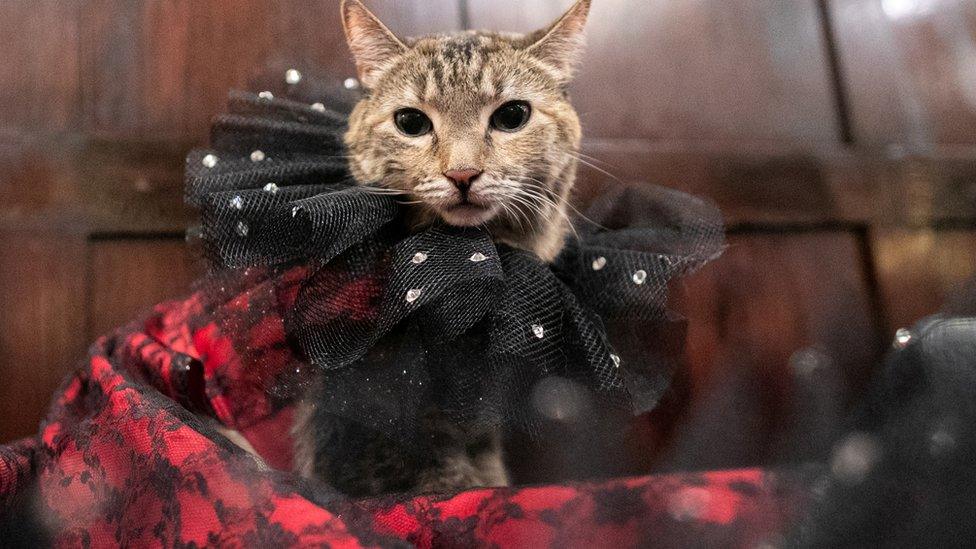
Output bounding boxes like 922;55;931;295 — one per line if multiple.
438;203;501;227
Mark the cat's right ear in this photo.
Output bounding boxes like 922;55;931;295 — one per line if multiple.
526;0;591;84
341;0;407;89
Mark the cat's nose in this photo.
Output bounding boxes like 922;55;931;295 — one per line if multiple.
444;168;483;192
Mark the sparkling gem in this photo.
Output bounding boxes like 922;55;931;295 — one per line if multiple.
532;324;545;339
258;90;274;100
201;154;218;168
229;195;243;209
310;102;326;112
250;150;266;162
893;327;912;349
343;77;360;90
263;182;279;194
632;269;647;285
592;256;607;271
285;68;302;85
610;354;621;367
469;252;487;262
411;252;428;264
405;288;422;303
235;221;249;237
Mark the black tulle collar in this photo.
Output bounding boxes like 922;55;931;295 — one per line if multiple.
185;89;723;436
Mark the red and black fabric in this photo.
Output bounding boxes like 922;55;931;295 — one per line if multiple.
0;283;816;547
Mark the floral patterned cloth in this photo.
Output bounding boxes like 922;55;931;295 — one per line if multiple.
0;275;812;547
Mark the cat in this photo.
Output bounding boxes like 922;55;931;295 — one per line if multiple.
292;0;591;496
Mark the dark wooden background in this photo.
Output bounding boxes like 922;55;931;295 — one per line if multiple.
2;1;974;472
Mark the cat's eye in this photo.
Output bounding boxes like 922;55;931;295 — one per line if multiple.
490;101;531;132
394;108;433;137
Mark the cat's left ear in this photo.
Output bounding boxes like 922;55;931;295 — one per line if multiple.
341;0;408;89
526;0;591;83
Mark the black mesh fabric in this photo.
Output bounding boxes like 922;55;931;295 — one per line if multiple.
185;85;724;441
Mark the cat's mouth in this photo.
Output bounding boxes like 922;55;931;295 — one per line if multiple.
438;199;501;227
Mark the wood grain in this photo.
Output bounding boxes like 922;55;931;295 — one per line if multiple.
830;0;976;146
872;229;976;330
575;140;976;226
468;0;840;143
0;0;81;133
79;0;462;142
662;231;882;469
0;134;192;234
86;239;201;339
0;231;88;443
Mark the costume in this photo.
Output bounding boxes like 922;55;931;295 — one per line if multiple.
3;81;974;547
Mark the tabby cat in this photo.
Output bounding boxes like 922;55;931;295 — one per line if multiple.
292;0;591;496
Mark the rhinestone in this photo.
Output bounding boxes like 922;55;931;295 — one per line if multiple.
263;182;279;194
310;102;326;112
610;354;621;367
343;77;360;90
285;68;302;85
258;90;274;100
235;221;249;237
229;195;243;209
893;328;913;349
250;150;266;162
592;256;607;271
405;288;422;303
532;324;545;339
632;269;647;285
469;252;487;262
411;252;428;264
201;154;218;168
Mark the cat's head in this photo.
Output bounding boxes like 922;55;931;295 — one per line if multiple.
341;0;590;260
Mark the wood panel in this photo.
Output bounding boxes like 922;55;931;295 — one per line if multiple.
660;231;882;469
79;0;462;142
0;134;192;234
576;140;976;226
830;0;976;146
872;229;976;330
468;0;840;143
0;231;88;443
0;0;81;133
86;239;201;339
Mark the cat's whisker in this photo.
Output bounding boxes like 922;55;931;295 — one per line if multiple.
512;176;609;231
509;185;583;243
498;199;527;233
566;153;626;185
501;194;537;232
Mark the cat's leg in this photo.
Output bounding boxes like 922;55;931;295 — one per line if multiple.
293;377;434;495
412;411;510;493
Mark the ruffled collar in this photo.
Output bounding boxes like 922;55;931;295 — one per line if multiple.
185;89;723;437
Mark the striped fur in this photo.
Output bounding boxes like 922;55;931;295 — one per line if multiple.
342;0;590;262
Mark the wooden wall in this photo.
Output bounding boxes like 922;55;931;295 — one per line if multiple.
1;1;974;475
